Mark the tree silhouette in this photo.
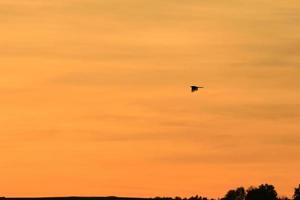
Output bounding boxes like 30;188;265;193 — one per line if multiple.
278;196;289;200
246;184;277;200
222;187;246;200
294;185;300;200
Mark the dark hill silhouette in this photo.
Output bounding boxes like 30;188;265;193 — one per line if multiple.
2;198;150;200
2;197;151;200
0;196;212;200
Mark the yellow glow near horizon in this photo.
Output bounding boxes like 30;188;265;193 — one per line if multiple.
0;0;300;198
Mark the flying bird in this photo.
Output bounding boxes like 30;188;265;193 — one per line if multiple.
191;85;204;92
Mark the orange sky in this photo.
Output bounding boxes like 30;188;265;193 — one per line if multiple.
1;0;300;198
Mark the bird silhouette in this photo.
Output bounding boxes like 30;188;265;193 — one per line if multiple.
191;85;203;92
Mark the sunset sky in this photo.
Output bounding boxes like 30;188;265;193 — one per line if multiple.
1;0;300;198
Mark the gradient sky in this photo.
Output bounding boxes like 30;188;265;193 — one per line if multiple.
1;0;300;198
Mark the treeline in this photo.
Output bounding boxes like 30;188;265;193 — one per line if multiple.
1;184;300;200
154;184;300;200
